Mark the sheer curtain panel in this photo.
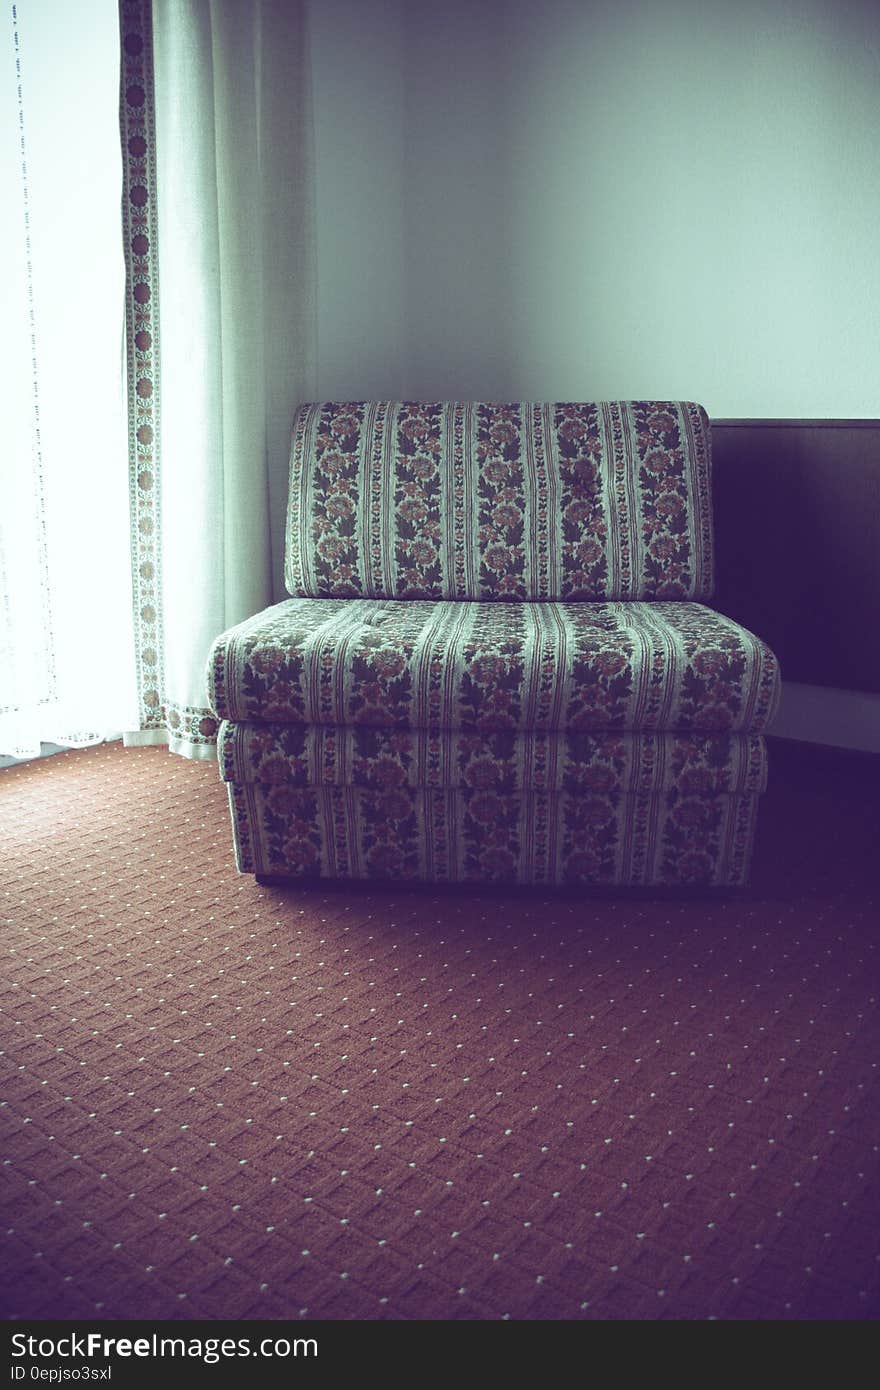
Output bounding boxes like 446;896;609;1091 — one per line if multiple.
121;0;316;759
1;1;137;759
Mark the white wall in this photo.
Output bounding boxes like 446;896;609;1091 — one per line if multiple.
307;0;880;749
309;0;880;415
310;0;406;398
487;0;880;414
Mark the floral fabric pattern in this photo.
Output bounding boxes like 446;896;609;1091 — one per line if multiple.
215;398;777;889
209;598;780;734
285;401;713;601
554;402;610;598
297;402;365;598
218;721;768;798
226;781;759;887
475;404;528;597
392;402;445;597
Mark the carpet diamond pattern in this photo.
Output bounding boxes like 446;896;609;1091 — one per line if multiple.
1;742;877;1320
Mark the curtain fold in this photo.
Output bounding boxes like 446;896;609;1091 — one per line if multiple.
120;0;316;760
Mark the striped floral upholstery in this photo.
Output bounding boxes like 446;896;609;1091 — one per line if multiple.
225;782;761;887
208;400;779;887
209;598;779;734
218;723;769;796
286;401;713;601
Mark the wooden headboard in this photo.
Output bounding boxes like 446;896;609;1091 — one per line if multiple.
712;420;880;694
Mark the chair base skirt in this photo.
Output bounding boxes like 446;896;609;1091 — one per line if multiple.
224;780;762;888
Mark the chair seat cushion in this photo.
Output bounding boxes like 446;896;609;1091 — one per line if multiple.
218;721;768;795
208;598;780;734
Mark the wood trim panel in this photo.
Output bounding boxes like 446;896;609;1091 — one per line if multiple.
715;419;880;430
712;420;880;694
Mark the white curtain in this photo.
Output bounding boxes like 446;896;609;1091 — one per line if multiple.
0;0;137;759
123;0;316;759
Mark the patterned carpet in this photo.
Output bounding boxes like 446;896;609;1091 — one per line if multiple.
1;738;877;1321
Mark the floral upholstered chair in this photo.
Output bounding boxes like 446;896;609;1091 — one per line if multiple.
207;402;780;886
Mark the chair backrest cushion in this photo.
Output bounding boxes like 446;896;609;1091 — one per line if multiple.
285;401;714;601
